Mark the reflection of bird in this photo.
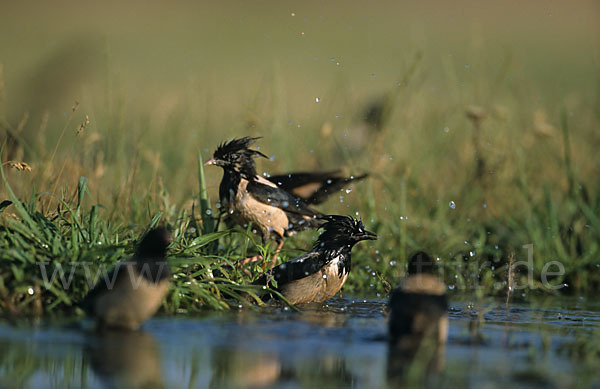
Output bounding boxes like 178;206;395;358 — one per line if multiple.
210;348;283;388
81;227;171;331
269;170;367;205
86;330;164;388
255;215;377;304
209;348;356;388
205;137;324;266
387;251;448;381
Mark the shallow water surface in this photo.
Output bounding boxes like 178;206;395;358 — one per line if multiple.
1;296;599;388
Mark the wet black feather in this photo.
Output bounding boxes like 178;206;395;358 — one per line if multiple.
270;171;368;205
246;181;323;218
255;215;375;289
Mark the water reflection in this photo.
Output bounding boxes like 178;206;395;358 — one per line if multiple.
0;298;598;388
297;307;349;328
210;348;282;387
387;338;446;387
86;331;164;389
209;347;356;388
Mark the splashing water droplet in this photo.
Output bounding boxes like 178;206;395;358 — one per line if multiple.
449;201;456;210
345;188;352;194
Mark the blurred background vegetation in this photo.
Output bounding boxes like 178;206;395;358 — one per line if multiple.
1;0;599;313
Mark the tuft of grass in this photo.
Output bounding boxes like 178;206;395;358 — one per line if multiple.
0;157;287;317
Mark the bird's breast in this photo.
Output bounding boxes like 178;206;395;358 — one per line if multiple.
322;256;349;297
279;255;350;305
93;264;170;330
235;180;288;237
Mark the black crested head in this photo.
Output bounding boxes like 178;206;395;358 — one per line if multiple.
314;215;377;250
136;227;172;259
206;136;268;178
407;251;436;275
213;136;266;161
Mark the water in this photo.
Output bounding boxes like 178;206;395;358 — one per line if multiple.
1;297;599;388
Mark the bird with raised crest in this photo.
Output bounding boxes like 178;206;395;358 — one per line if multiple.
254;215;377;305
204;136;326;267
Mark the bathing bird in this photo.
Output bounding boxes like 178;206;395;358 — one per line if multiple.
387;251;448;378
254;215;377;305
204;137;325;267
81;227;172;331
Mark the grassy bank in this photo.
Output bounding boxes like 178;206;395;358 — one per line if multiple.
1;121;598;317
1;1;599;316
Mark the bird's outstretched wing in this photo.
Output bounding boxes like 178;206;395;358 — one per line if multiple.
269;171;368;205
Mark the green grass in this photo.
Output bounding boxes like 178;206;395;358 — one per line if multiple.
0;1;599;316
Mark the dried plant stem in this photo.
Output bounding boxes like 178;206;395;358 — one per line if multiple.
506;251;515;310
